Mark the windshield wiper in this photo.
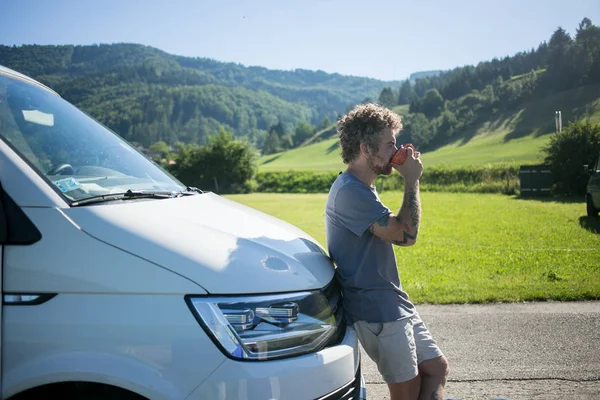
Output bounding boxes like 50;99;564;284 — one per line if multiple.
70;189;179;207
184;186;205;194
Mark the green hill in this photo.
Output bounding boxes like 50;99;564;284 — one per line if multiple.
259;84;600;171
0;43;399;147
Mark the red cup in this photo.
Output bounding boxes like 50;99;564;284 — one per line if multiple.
391;144;415;165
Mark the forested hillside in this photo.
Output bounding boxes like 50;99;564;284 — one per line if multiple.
0;43;398;148
374;18;600;152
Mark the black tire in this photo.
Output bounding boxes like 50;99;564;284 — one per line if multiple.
587;195;599;217
9;382;146;400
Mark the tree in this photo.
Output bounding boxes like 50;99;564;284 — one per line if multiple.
171;128;258;193
262;131;281;155
400;113;434;149
268;122;286;138
546;27;574;89
149;140;170;158
437;110;458;138
523;70;538;97
317;117;331;131
398;80;413;105
543;119;600;195
293;121;315;147
578;17;592;33
420;89;445;118
574;18;600;85
378;87;396;108
481;84;496;106
279;134;294;150
409;96;422;114
413;77;430;98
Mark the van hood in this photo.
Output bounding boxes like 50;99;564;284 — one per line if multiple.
64;193;334;294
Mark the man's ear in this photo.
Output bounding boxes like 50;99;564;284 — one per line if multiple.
359;143;371;157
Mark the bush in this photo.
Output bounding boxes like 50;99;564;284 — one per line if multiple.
256;171;338;193
255;164;520;195
543;119;600;195
169;128;258;193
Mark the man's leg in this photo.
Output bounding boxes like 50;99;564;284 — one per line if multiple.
387;374;421;400
417;355;449;400
354;319;421;399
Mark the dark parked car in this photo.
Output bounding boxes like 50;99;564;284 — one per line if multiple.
586;153;600;217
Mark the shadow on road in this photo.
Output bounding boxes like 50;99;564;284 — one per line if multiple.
579;216;600;234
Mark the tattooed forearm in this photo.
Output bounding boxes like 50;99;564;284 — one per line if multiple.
407;185;421;229
369;213;390;233
368;184;420;245
392;230;417;246
386;180;420;245
376;214;390;227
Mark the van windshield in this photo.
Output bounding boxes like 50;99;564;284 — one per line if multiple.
0;73;186;202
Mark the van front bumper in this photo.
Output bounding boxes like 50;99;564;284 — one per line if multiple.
186;325;365;400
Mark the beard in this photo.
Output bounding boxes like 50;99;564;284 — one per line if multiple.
367;154;394;176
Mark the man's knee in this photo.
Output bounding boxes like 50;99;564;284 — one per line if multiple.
387;374;421;400
438;355;450;377
419;355;449;378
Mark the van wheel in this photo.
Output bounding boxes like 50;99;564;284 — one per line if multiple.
8;382;147;400
587;195;599;217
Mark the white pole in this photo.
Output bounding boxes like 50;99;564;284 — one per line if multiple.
558;111;562;134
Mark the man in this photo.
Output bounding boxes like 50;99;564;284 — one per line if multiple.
325;103;449;400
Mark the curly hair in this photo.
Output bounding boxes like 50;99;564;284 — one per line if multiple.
337;103;403;164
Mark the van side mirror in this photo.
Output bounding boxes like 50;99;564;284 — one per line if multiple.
0;183;7;243
0;182;42;245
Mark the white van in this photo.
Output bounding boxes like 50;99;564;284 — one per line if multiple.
0;65;363;400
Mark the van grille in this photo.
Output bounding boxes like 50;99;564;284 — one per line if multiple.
315;365;362;400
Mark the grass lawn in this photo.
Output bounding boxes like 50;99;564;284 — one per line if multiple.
258;132;550;172
225;192;600;304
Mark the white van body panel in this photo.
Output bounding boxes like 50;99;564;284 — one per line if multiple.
187;327;360;400
4;207;205;294
63;193;335;294
2;294;225;400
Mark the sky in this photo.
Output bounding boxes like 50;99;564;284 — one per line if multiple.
1;0;599;81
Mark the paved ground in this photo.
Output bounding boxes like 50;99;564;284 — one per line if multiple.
360;301;600;400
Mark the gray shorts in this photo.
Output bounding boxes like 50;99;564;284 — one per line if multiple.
354;312;443;383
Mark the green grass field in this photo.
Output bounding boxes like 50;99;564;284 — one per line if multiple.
225;192;600;304
259;84;600;171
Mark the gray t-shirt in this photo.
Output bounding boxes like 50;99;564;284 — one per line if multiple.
325;172;415;324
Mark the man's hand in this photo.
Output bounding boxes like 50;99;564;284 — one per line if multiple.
371;148;423;246
392;147;423;183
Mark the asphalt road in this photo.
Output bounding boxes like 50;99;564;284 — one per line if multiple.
360;301;600;400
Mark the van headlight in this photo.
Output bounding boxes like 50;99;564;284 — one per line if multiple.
187;289;341;361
